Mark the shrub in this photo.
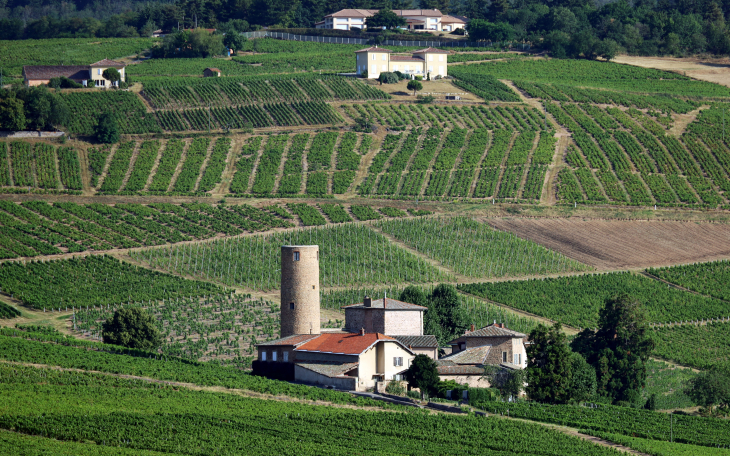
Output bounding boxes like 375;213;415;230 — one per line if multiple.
102;307;162;351
378;72;400;84
385;380;406;396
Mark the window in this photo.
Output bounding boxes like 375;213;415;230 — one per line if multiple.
393;357;403;367
429;55;433;61
293;252;300;261
272;351;277;361
289;302;295;310
372;54;376;60
502;352;507;363
439;66;443;74
98;69;102;75
283;351;288;362
439;55;443;62
429;66;433;73
405;65;410;72
514;354;518;364
382;54;386;61
393;65;399;71
382;64;387;71
261;351;267;361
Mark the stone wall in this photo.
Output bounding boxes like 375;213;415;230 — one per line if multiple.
0;131;65;138
384;310;422;336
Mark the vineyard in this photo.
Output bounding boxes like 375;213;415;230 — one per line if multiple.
141;74;389;110
131;223;452;290
458;271;730;329
0;141;82;193
73;293;279;365
0;351;627;456
651;321;730;369
376;217;588;278
649;259;730;301
0;201;297;258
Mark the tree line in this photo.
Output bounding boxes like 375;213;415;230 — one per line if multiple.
3;0;730;57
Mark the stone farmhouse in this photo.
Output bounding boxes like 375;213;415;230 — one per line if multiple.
356;46;449;79
316;9;467;32
23;59;126;88
253;244;528;392
436;324;528;388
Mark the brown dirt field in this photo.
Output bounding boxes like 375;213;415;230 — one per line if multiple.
486;217;730;270
613;55;730;89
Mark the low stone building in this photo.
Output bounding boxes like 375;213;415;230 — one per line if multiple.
436;323;528;388
256;330;416;390
203;67;222;77
343;296;425;336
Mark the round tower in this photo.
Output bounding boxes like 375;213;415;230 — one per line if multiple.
280;245;320;337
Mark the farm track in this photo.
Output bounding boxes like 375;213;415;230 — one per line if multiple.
118;141;142;192
487;217;730;270
167;138;191;192
143;139;166;191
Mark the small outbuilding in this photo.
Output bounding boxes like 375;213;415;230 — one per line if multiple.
203;67;222;77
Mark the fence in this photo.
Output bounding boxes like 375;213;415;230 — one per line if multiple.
241;31;530;50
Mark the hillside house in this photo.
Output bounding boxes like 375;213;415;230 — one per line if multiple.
436;323;528;388
23;59;126;88
316;9;466;32
203;67;222;77
355;46;449;79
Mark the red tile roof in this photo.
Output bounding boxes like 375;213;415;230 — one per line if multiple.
90;59;126;68
327;8;443;18
296;332;394;355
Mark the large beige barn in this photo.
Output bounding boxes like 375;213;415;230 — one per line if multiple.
355;46;449;79
23;59;126;88
253;245;527;392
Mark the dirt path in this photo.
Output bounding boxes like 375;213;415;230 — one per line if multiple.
213;135;242;196
192;139;216;192
94;143;118;192
348;132;381;196
613;55;730;89
668;106;706;137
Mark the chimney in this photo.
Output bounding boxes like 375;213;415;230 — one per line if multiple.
470;324;475;332
364;296;372;307
360;327;365;336
384;291;387;309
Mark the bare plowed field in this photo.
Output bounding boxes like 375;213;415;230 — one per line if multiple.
486;218;730;270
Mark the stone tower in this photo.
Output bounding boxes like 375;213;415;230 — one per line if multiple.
280;245;320;337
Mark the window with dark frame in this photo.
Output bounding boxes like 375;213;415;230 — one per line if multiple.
290;302;295;309
293;252;300;261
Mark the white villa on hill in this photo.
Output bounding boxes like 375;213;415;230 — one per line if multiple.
355;46;449;79
316;9;467;32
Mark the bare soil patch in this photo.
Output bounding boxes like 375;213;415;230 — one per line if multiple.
613;55;730;89
486;218;730;270
378;79;481;102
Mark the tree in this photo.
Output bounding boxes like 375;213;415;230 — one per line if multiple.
102;307;162;350
15;86;69;131
572;295;655;405
140;19;158;37
377;72;399;84
223;32;247;54
158;29;224;58
526;323;574;403
407;79;423;96
102;68;121;87
95;112;120;144
366;9;406;30
466;19;515;41
482;365;525;399
687;367;730;412
399;286;428;308
404;354;440;399
568;352;596;402
0;96;27;131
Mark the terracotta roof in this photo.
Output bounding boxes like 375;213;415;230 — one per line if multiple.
397;9;443;16
412;47;451;54
393;335;438;348
205;68;221;72
441;15;468;23
257;334;320;347
391;56;424;62
296;361;359;377
440;345;491;364
90;59;126;68
342;297;426;310
23;66;90;81
295;332;394;355
437;365;485;375
355;46;393;53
